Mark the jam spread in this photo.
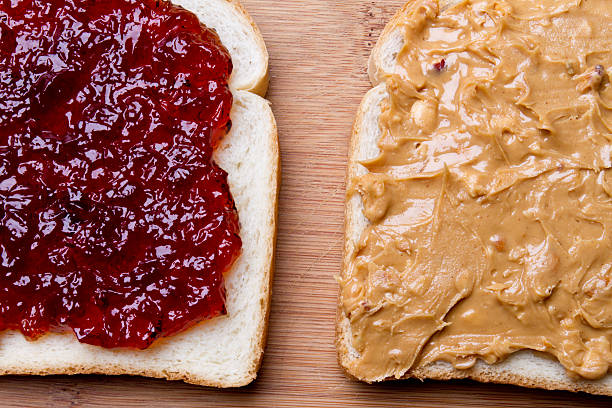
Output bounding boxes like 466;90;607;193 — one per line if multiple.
0;0;241;348
342;0;612;381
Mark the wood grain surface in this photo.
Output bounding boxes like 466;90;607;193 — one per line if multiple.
1;1;610;406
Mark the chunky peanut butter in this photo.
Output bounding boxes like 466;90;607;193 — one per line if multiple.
342;0;612;381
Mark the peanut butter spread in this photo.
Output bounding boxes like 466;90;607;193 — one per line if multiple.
341;0;612;381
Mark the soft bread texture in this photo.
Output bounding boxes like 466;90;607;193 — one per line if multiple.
338;0;612;396
0;0;278;388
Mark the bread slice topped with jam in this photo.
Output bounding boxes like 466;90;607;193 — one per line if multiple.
338;0;612;395
0;0;277;387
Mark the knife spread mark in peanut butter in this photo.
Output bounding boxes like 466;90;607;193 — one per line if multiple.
342;0;612;381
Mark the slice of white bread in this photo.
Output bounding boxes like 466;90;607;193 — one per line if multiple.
338;0;612;396
0;0;278;388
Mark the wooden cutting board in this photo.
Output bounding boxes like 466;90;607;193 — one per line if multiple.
1;1;610;406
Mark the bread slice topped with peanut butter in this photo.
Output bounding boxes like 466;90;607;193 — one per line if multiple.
338;0;612;395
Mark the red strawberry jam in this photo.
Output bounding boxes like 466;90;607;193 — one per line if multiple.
0;0;242;348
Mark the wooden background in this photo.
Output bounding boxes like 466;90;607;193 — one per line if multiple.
1;1;611;406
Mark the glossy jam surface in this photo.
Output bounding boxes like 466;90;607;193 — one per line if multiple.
0;0;241;348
